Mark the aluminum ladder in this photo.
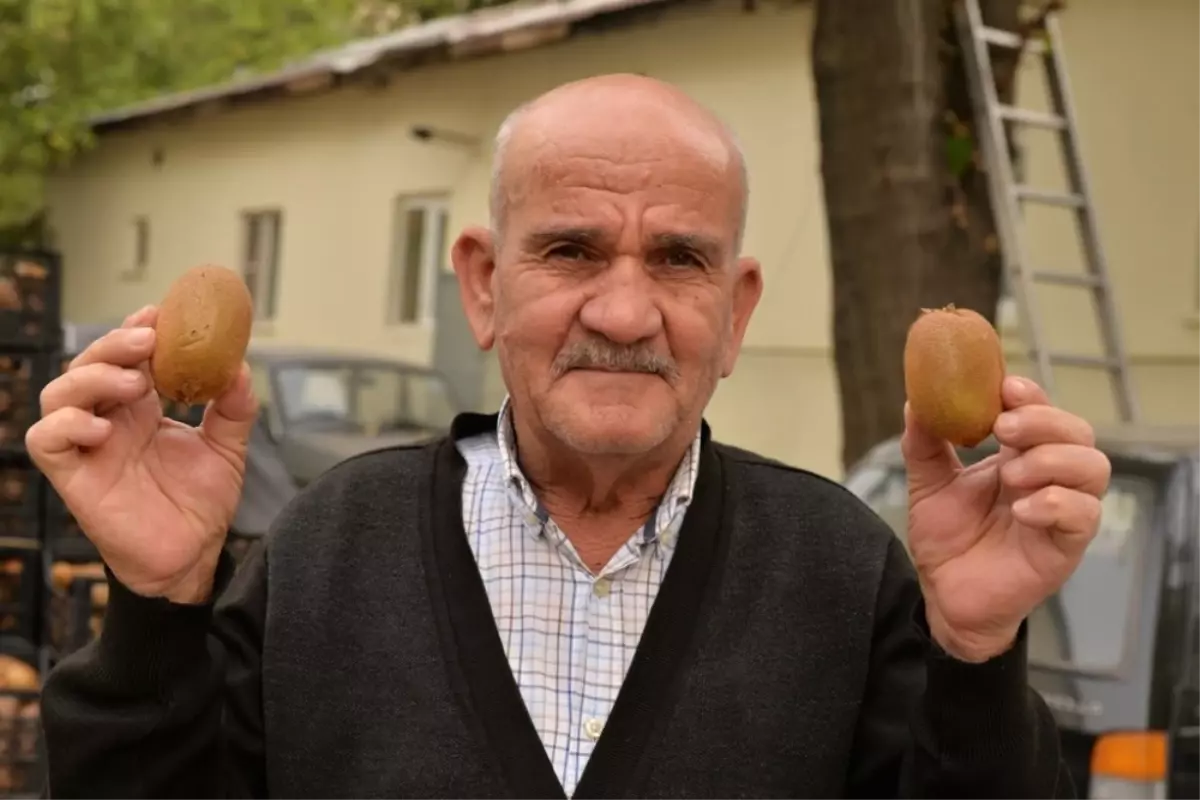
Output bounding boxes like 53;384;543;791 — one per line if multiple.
953;0;1138;422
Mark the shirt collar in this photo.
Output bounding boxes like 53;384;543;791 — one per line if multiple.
495;396;701;551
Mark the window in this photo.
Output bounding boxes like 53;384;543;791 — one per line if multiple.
242;209;283;321
271;360;457;436
1193;223;1198;312
122;216;150;281
388;195;449;325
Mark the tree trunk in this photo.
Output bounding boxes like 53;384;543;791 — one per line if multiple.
812;0;1025;472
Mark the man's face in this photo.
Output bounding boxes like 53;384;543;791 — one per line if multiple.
455;84;762;456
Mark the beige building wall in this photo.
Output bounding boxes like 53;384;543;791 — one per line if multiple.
44;0;1198;480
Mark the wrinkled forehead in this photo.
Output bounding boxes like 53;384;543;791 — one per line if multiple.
501;103;743;238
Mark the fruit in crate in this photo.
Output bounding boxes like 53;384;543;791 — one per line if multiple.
151;264;253;405
0;656;37;692
0;655;39;793
903;304;1006;448
0;279;18;311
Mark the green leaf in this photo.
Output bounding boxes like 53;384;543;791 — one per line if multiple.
945;130;975;178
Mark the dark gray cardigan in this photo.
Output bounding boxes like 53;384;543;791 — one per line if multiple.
39;413;1071;798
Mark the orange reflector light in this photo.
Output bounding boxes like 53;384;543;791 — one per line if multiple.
1090;730;1167;782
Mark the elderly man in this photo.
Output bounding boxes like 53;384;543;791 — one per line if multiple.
30;75;1108;799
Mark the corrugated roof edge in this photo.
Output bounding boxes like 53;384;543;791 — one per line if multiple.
88;0;680;130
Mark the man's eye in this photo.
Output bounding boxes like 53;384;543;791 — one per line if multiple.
664;249;704;269
548;245;591;261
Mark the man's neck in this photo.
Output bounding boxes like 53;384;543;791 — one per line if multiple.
511;414;694;514
506;402;696;510
507;407;698;571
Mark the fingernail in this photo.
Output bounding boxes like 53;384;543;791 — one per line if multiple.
129;328;153;345
1013;497;1031;516
89;417;111;434
122;371;142;385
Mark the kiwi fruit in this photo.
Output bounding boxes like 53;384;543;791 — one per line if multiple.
903;303;1006;447
150;265;253;406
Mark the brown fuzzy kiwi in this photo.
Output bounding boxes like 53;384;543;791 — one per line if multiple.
150;265;253;406
903;303;1006;447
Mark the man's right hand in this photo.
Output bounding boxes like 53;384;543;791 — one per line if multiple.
26;305;259;604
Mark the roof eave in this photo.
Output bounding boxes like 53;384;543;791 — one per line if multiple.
87;0;688;133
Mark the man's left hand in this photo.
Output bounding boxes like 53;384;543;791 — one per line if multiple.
901;375;1112;663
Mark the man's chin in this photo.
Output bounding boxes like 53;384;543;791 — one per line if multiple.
544;402;676;456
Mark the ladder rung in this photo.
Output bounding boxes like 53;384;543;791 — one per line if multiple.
1046;352;1121;370
1029;271;1102;287
996;105;1066;130
977;26;1048;54
1014;186;1085;207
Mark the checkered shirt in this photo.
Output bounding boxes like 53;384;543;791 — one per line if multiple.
455;398;701;797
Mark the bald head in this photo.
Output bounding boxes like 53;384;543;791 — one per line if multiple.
488;74;749;252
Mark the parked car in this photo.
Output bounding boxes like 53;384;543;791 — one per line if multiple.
245;344;459;487
60;324;460;531
844;424;1199;800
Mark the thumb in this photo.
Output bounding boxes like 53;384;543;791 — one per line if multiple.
200;363;259;457
900;403;962;491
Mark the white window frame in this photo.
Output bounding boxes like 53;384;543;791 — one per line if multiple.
388;194;449;327
241;208;283;321
120;215;150;282
1193;222;1199;313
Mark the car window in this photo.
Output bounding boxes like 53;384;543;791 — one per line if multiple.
275;367;352;421
269;361;457;436
248;363;273;408
856;467;1159;673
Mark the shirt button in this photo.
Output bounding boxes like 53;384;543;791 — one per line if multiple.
592;579;611;598
583;717;604;740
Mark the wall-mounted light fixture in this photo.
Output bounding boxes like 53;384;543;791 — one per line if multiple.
409;125;482;151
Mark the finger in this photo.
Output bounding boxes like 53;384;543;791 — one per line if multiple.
201;363;259;459
1012;486;1102;547
993;404;1096;450
1001;376;1050;410
25;408;114;476
900;403;963;492
69;326;156;371
118;306;159;384
121;305;158;329
40;363;148;416
1000;443;1112;497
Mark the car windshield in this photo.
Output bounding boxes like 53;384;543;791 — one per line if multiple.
269;360;458;436
853;465;1159;674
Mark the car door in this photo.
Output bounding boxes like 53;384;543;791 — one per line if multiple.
846;447;1179;798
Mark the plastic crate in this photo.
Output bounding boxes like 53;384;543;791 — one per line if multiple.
0;645;43;798
0;251;60;352
0;355;55;457
0;556;38;645
0;250;60;350
0;468;39;549
0;689;42;798
41;494;97;565
46;562;105;659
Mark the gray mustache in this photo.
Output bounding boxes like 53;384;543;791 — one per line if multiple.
552;339;680;382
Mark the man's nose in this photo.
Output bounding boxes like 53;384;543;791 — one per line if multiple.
578;258;664;345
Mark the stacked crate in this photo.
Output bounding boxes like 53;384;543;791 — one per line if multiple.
0;249;61;797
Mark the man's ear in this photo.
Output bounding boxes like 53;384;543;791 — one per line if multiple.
450;226;498;350
721;255;763;378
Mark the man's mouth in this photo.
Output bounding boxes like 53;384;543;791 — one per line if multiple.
572;365;655;375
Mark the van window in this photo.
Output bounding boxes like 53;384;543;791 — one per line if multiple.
858;469;1157;672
